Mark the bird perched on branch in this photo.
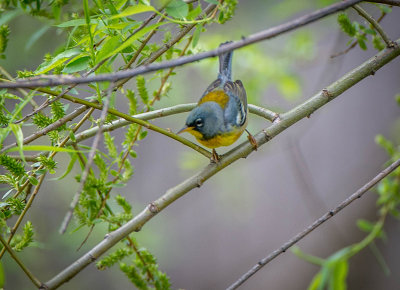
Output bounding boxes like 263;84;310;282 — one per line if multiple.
178;41;257;162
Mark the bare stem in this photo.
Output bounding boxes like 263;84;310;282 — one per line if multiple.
226;157;400;289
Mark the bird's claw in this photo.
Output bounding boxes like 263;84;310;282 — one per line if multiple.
211;149;220;163
246;130;258;151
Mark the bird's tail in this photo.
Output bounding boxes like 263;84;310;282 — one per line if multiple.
218;41;233;81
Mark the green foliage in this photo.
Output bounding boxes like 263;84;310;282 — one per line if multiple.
0;154;25;177
11;221;34;252
337;9;392;52
0;197;25;219
136;75;150;107
119;246;171;290
218;0;238;24
337;13;356;37
32;112;53;129
37;155;57;174
104;132;117;159
0;24;10;59
97;247;133;270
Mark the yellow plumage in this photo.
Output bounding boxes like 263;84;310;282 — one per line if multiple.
186;126;245;149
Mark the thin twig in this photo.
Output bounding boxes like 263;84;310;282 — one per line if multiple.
59;83;115;234
1;104;88;153
41;38;400;290
0;0;365;89
0;234;42;288
0;66;38;108
0;174;46;259
331;9;387;58
63;104;278;146
353;4;394;47
115;3;217;88
226;157;400;289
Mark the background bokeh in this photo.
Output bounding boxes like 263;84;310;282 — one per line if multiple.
2;1;400;289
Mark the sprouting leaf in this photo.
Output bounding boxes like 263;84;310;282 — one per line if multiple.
166;0;189;19
337;13;356;37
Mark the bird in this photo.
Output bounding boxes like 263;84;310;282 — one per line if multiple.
178;41;256;162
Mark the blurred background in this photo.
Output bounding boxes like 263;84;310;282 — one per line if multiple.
2;0;400;289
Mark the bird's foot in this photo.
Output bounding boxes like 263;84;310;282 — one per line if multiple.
246;129;258;151
211;149;220;163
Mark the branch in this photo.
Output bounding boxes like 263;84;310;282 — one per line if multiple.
65;104;278;146
227;157;400;289
0;0;364;89
353;4;394;47
0;234;42;288
59;84;114;233
41;38;400;290
0;105;88;153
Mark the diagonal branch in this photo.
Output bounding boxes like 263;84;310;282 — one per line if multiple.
59;84;114;234
227;157;400;289
353;4;394;47
0;0;364;89
41;38;400;290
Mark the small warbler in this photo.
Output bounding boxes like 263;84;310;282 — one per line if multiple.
178;41;256;162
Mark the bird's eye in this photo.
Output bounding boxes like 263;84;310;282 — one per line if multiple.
195;118;203;127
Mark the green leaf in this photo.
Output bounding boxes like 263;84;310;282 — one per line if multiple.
28;176;39;186
52;153;78;180
357;38;367;50
205;0;219;4
62;55;91;73
110;4;156;19
357;219;374;233
308;271;322;290
97;23;164;63
187;5;202;20
192;24;202;48
329;259;348;290
166;0;189;19
35;48;82;75
9;123;24;162
5;145;80;153
95;36;121;63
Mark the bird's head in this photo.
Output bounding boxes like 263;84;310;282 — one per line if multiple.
178;102;224;140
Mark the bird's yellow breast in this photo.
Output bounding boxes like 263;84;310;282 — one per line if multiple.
187;127;245;149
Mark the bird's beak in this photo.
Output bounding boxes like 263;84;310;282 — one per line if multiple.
177;126;194;134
